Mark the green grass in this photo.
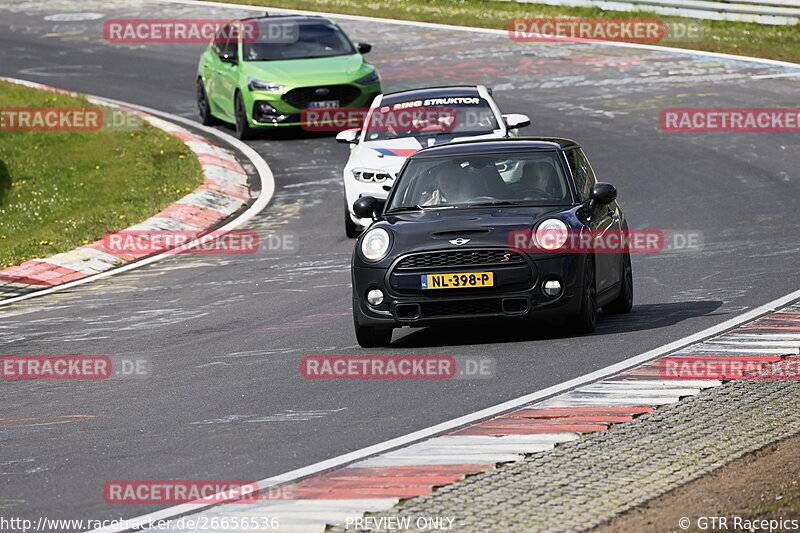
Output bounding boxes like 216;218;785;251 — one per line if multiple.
0;81;203;268
212;0;800;63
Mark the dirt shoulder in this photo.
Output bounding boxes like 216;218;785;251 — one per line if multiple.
594;433;800;533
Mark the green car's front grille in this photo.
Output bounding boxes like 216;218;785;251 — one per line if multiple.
281;84;361;109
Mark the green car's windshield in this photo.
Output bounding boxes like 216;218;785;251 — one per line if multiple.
243;20;356;61
387;152;573;211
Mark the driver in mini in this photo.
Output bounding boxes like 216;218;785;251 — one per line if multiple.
424;165;474;205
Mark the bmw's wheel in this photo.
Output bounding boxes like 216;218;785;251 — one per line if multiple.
234;92;257;140
573;256;598;334
353;313;393;348
603;252;633;314
197;79;219;126
344;199;360;238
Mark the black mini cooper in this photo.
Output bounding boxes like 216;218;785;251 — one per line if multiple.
351;138;633;347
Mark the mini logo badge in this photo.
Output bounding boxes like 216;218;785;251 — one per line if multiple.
449;238;470;246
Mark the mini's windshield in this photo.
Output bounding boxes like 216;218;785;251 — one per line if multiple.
387;151;573;210
243;20;355;61
364;98;499;141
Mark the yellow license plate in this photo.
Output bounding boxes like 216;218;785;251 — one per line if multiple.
421;272;494;289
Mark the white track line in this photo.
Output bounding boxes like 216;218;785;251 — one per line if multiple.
85;3;800;531
0;80;274;309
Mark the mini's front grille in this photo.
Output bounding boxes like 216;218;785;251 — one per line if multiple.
396;250;525;270
419;299;503;318
282;85;361;109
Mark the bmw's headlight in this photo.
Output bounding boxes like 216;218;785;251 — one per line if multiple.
361;228;391;261
534;218;568;251
248;78;284;93
352;169;392;183
355;70;380;85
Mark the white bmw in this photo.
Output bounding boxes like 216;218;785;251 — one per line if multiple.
336;85;530;237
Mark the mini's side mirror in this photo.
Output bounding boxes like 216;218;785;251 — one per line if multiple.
219;52;238;65
336;128;360;144
590;182;617;205
502;113;531;130
357;42;372;54
353;196;384;219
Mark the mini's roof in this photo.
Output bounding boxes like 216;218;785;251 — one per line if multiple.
410;137;580;158
242;15;334;23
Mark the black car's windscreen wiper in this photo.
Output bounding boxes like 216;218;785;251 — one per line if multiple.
468;201;524;207
386;204;456;213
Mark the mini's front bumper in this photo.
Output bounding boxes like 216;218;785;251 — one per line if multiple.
352;254;585;328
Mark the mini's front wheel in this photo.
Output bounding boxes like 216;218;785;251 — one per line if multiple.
572;256;597;334
354;314;393;348
603;252;633;314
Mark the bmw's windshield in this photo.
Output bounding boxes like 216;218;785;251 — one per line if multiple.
243;20;356;61
387;151;573;211
364;97;500;141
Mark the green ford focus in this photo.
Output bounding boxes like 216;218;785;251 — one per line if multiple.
196;14;381;139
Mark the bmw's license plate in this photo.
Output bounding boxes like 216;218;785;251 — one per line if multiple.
421;272;494;289
307;100;339;108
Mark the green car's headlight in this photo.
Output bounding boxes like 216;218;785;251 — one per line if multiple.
355;70;380;85
248;78;284;93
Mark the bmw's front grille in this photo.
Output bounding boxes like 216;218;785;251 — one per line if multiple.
282;85;361;109
396;250;525;270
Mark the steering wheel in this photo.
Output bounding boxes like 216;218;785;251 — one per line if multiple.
523;189;557;200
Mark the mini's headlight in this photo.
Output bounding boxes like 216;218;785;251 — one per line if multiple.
534;218;568;251
361;228;391;261
356;70;380;85
353;169;392;183
248;78;284;92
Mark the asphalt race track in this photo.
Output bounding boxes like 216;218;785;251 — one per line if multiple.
1;0;799;526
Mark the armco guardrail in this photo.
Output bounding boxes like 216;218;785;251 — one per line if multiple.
496;0;800;24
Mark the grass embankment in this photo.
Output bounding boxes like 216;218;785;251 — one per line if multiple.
212;0;800;63
0;80;203;268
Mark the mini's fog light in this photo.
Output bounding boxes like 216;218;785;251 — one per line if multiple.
543;280;562;297
367;289;384;306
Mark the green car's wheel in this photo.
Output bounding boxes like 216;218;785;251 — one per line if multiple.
196;79;219;126
234;92;257;140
